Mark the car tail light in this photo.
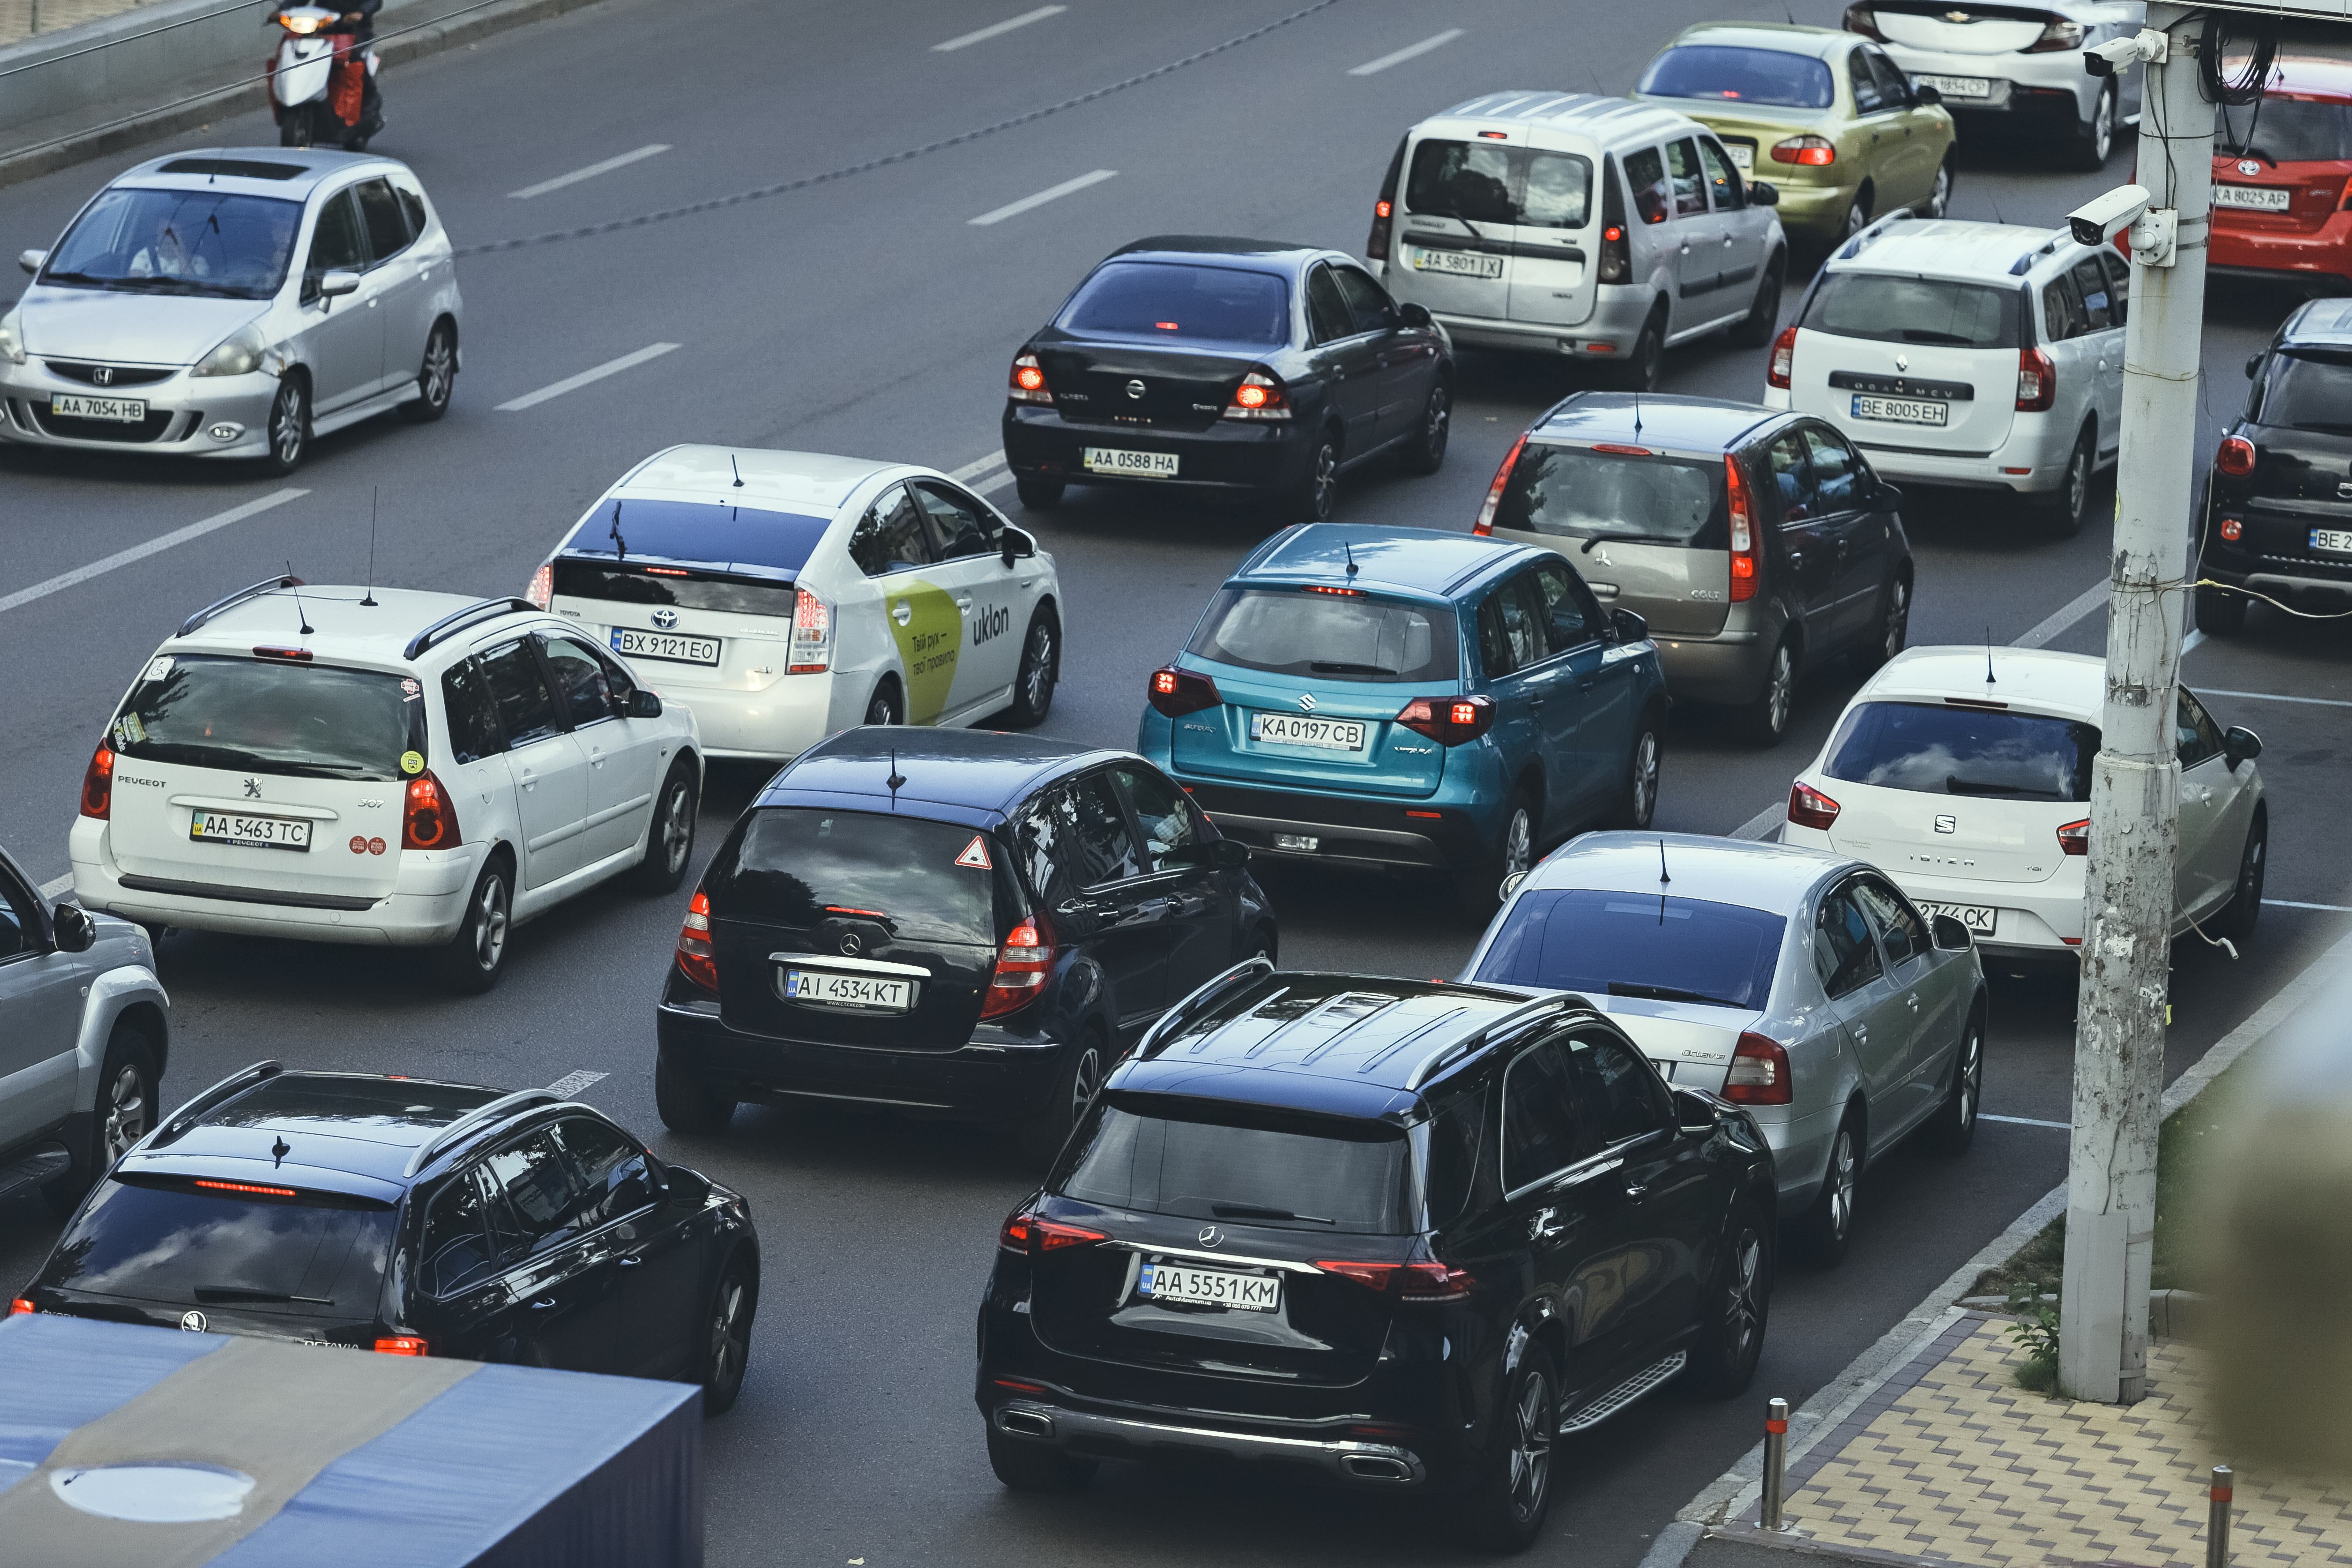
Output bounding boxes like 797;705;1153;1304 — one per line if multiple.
253;646;313;662
1367;197;1395;259
2219;516;2244;542
194;1178;298;1196
525;561;553;609
789;587;832;674
2022;15;2083;51
1000;1210;1108;1254
1724;1032;1792;1105
1473;433;1528;535
981;912;1056;1019
1397;694;1496;746
1008;350;1053;405
80;743;114;819
1771;135;1836;167
2058;819;2090;857
1842;2;1885;40
1599;156;1630;282
1148;665;1221;717
373;1336;430;1356
2016;347;2056;412
1314;1259;1473;1301
1727;453;1760;602
1787;781;1841;830
2215;436;2256;477
675;889;718;991
401;770;459;851
1223;368;1292;421
1768;324;1797;390
9;1298;33;1316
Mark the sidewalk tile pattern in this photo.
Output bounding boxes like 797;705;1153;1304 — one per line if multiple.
3;0;161;47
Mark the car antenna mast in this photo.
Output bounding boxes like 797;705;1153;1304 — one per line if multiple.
287;560;313;636
361;487;379;607
730;453;745;489
1344;541;1359;579
609;500;626;562
1658;837;1671;886
1985;625;1996;687
886;746;907;797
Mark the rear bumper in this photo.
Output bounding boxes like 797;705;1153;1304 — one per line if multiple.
2210;213;2352;290
1872;45;2103;123
655;998;1071;1118
1427;282;1655;358
643;674;839;764
1844;427;2070;495
1782;820;2081;953
2199;548;2352;613
1172;779;1487;871
1003;404;1314;495
986;1396;1432;1486
1650;626;1771;705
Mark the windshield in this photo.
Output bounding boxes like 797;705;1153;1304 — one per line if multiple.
109;653;428;782
1823;700;2098;801
43;188;302;299
1057;1097;1411;1234
1801;272;2021;349
1638;45;1836;108
566;499;832;579
2218;96;2352;164
2257;351;2352;433
708;808;1009;945
1472;888;1785;1011
1495;444;1726;548
48;1176;394;1318
1187;587;1459;682
1059;261;1290;347
1405;141;1593;230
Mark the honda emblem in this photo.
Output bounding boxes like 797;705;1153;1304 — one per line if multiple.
93;365;114;386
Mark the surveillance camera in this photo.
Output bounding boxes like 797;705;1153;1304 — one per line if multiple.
2083;36;2138;77
2069;184;2152;248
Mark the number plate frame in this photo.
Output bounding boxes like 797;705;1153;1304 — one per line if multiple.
188;811;312;852
1138;1261;1282;1312
51;393;146;423
1853;393;1949;427
1916;72;1991;99
2214;184;2291;211
2311;527;2352;555
1915;900;1997;935
611;627;722;666
1082;447;1180;478
1250;712;1368;752
781;968;917;1013
1409;245;1504;279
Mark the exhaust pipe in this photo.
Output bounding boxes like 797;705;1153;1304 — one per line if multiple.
997;1408;1055;1440
1341;1453;1414;1481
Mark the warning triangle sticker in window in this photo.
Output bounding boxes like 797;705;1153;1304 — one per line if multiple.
955;834;993;870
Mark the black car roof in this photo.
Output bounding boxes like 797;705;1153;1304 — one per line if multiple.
758;728;1124;818
1532;391;1785;453
1107;235;1326;272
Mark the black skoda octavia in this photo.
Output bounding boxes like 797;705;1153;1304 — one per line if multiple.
974;970;1776;1552
18;1064;760;1409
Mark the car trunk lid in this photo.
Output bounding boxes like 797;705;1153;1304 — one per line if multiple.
1486;438;1734;637
1032;340;1254;433
1584;995;1761;1091
1169;665;1449;798
548;557;800;696
1790;329;2018;455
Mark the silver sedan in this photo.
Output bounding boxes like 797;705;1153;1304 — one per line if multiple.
1;148;461;473
1460;831;1986;1264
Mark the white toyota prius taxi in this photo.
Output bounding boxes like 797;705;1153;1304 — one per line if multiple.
529;446;1064;760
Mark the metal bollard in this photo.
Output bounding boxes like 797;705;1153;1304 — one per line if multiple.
2207;1466;2233;1568
1761;1397;1791;1531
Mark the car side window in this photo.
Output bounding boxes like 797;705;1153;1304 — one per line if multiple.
1565;1033;1669;1147
2070;258;2114;331
2177;689;2226;768
552;1117;659;1229
909;480;1000;561
1698;138;1745;209
1529;562;1600;653
1010;786;1083;908
1766;429;1818;523
0;866;38;963
390;175;430;242
1852;877;1926;968
1849;49;1887;113
1422;1078;1492;1227
848;484;934;576
353;178;410;266
440;658;505;763
1802;425;1866;513
1865;48;1914;108
541;635;617;729
482;1131;583;1259
476;638;563;748
1489;576;1547;671
2099;252;2130;325
1066;773;1145;885
1332;265;1399;334
1304;265;1355;345
419;1172;497;1297
1476;592;1519;679
1624;145;1672;226
588;642;639;708
1113;764;1202;874
2045;271;2089;342
1813;885;1886;998
302;189;367;299
1665;138;1709;217
1501;1039;1585;1192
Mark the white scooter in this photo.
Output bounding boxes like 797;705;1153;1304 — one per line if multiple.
266;7;380;151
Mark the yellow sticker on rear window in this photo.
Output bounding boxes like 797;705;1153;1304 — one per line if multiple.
400;750;424;775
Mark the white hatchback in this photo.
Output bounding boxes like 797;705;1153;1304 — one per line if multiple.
528;446;1063;762
70;581;702;992
1780;647;2268;961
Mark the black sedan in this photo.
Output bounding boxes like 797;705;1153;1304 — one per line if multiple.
1001;235;1454;521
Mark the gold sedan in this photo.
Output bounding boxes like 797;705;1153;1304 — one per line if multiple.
1634;22;1956;251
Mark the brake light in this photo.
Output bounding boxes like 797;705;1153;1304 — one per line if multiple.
1727;453;1759;602
401;770;459;851
1368;197;1395;258
1787;781;1841;830
1723;1032;1792;1105
789;586;832;673
10;1298;34;1316
675;889;718;991
373;1336;430;1356
194;1178;297;1197
1771;135;1836;167
1008;350;1052;405
2022;15;2083;51
2215;436;2256;477
981;912;1056;1019
999;1210;1107;1254
525;561;553;609
1223;369;1292;421
1599;156;1630;283
1148;666;1221;717
80;743;114;819
2057;819;2090;857
1768;324;1797;390
2219;517;2244;541
1314;1259;1473;1301
2016;347;2056;412
1842;2;1885;40
253;646;313;661
1396;694;1496;746
1473;433;1528;535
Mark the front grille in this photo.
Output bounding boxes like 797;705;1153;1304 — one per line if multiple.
27;403;183;443
43;361;175;388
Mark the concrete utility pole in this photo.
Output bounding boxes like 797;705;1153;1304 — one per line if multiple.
2059;1;2215;1405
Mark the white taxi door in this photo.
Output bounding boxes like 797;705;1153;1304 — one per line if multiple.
845;483;963;726
909;480;1039;722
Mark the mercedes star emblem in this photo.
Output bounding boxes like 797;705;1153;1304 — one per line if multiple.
1125;378;1146;400
180;1310;207;1332
2239;160;2262;176
651;608;679;629
1298;692;1317;712
1197;1226;1221;1248
839;932;863;956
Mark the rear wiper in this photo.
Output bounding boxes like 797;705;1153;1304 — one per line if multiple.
1420;201;1490;245
192;1286;334;1304
1580;532;1652;554
1211;1203;1334;1225
1608;980;1745;1009
1943;774;2061;799
1310;661;1397;676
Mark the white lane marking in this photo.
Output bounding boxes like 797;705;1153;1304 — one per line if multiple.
2197;686;2352;709
1347;28;1463;76
950;452;1009;484
2011;577;2108;649
0;488;307;620
1731;801;1784;841
2265;898;2352;912
40;874;72;898
509;144;671;200
969;169;1117;227
497;343;680;412
546;1070;608;1098
970;469;1014;496
933;5;1064;52
2181;628;2207;658
1980;1113;2070;1129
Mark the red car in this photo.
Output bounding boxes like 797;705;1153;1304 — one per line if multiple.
2209;59;2352;291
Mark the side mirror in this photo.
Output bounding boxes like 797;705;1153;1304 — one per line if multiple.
1499;871;1529;900
2246;352;2263;379
1672;1087;1722;1135
1914;84;1943;107
1749;180;1779;208
1611;606;1649;644
317;269;361;299
2224;725;2263;771
1208;837;1251;870
52;901;97;954
999;526;1036;566
665;1165;713;1206
1876;480;1905;512
1931;914;1973;952
1399;301;1434;328
627;688;663;719
19;248;45;276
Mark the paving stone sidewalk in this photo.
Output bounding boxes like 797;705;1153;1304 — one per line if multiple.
2;0;163;46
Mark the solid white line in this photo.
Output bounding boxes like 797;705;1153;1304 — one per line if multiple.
497;343;680;412
933;4;1064;52
949;452;1009;484
969;169;1117;227
1730;801;1784;841
2265;898;2352;912
2011;577;2108;649
2181;627;2207;658
40;874;72;898
1347;28;1463;76
970;469;1014;496
546;1070;608;1098
508;144;671;200
0;488;307;619
1980;1112;2070;1129
2198;686;2352;709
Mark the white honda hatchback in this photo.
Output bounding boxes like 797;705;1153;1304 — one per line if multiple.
71;581;702;992
1781;647;2269;962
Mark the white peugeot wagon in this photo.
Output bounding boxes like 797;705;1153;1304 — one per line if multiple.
71;581;702;992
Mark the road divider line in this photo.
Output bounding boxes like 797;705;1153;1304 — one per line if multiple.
969;169;1116;227
933;4;1064;52
949;452;1009;484
2197;686;2352;709
1347;27;1463;76
2012;577;2109;649
0;488;308;620
497;343;680;412
970;469;1014;496
1980;1113;2070;1129
2266;898;2352;912
39;874;71;898
546;1070;609;1098
509;145;672;200
1731;801;1785;842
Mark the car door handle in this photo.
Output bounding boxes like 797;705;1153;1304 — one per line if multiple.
1853;1024;1869;1042
617;1255;643;1270
1528;693;1544;709
517;768;537;790
955;597;972;614
529;1297;558;1311
1907;994;1921;1011
1624;1183;1649;1202
1578;676;1599;690
892;600;912;626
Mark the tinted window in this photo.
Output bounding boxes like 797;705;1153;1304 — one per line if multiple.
910;481;999;561
304;190;367;294
1765;430;1817;523
1852;878;1926;968
1866;49;1913;107
1624;146;1671;226
391;178;429;240
1407;140;1593;229
1501;1040;1585;1191
542;635;616;727
1666;138;1708;216
1331;266;1398;334
849;484;934;576
1521;151;1592;229
1057;1098;1409;1233
1813;887;1883;998
2218;95;2352;164
1529;562;1601;652
483;1132;581;1255
1059;261;1290;348
1848;49;1887;113
714;808;1005;944
476;639;563;749
419;1173;495;1297
2071;259;2114;331
1565;1034;1667;1146
1480;576;1546;676
43;187;302;300
551;1117;658;1229
1472;888;1786;1011
1115;765;1201;874
550;560;800;617
1638;45;1836;109
1419;1079;1490;1226
2254;351;2352;434
1187;587;1458;682
48;1177;394;1316
0;870;37;962
2099;252;2131;325
1698;138;1745;209
2045;271;2089;342
573;498;832;578
1803;425;1867;512
109;653;428;782
1802;273;2021;349
1060;775;1143;886
2177;689;2225;769
1305;266;1354;344
442;658;503;764
1823;700;2099;801
352;178;409;262
1496;444;1726;548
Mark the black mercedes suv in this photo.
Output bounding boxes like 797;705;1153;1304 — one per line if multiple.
16;1064;760;1412
974;968;1777;1553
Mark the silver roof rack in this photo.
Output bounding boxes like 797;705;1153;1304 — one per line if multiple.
1136;955;1276;1056
146;1060;283;1147
404;598;537;661
1404;994;1581;1090
179;577;304;638
403;1088;562;1177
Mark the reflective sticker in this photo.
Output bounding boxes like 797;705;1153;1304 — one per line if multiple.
145;656;174;682
368;837;386;856
400;678;421;696
883;578;961;723
349;835;368;854
113;714;147;748
955;834;992;870
399;751;424;775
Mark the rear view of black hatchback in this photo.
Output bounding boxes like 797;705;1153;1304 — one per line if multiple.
975;968;1778;1553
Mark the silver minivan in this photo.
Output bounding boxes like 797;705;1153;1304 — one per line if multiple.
1368;93;1790;391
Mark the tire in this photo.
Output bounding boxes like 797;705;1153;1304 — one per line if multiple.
1684;1206;1770;1398
431;858;511;995
1018;1032;1106;1165
1918;154;1954;220
864;680;903;726
1613;310;1664;392
1728;253;1784;348
2072;82;2118;171
1924;1009;1984;1156
1839;186;1873;245
397;320;456;423
698;1258;755;1415
1399;376;1452;475
1739;637;1796;746
2211;807;2267;942
1286;430;1341;522
1002;609;1059;728
2036;428;2094;537
1014;473;1063;510
261;376;309;476
1244;923;1277;965
1603;712;1663;831
2196;583;2249;637
629;762;697;895
655;1048;737;1134
1459;1341;1559;1553
1802;1112;1863;1267
1458;788;1537;915
279;115;309;149
42;1024;157;1214
986;1421;1097;1493
1849;574;1910;675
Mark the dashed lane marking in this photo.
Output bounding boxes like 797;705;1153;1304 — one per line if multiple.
1980;1113;2070;1129
509;145;672;200
496;343;680;412
969;169;1117;227
933;5;1065;52
0;489;307;619
546;1071;609;1098
1347;28;1463;76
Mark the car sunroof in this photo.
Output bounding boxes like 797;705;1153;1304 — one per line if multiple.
156;159;306;180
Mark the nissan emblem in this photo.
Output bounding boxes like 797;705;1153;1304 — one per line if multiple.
1126;379;1146;400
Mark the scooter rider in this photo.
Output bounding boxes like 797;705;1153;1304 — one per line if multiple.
327;1;383;134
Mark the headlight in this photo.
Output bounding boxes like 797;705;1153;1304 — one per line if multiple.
0;311;23;366
192;323;270;378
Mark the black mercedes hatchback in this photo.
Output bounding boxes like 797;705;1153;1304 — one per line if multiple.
654;728;1276;1157
975;969;1777;1553
17;1064;760;1411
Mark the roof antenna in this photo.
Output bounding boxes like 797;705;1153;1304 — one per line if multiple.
1657;837;1671;886
1985;625;1996;687
1988;190;2005;226
1784;3;1796;22
287;560;313;636
1632;389;1643;439
729;452;745;489
608;499;627;562
885;745;907;794
1344;540;1359;579
360;487;380;607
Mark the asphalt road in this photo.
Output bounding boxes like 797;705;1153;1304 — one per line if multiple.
3;1;2350;1563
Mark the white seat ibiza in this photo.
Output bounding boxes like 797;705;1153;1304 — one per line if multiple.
1781;647;2269;962
71;581;702;993
527;446;1063;761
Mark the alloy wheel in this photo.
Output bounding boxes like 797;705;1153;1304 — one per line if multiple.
1508;1368;1553;1519
867;687;901;725
102;1064;149;1163
1068;1045;1103;1125
1928;163;1951;217
421;329;455;408
1956;1029;1983;1135
2064;443;2089;522
2091;90;2115;164
2240;827;2267;907
660;780;693;875
269;382;305;468
1309;441;1338;520
1630;731;1660;826
1503;806;1533;880
1423;384;1451;464
1825;1128;1857;1241
472;875;510;972
1883;578;1910;661
1724;1228;1764;1363
1022;622;1054;712
1844;197;1869;240
1764;645;1794;736
708;1277;748;1390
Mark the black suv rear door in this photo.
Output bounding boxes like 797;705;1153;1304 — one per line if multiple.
1562;1028;1714;1360
411;1166;519;1362
481;1128;619;1373
553;1115;702;1380
1010;772;1169;1038
1109;762;1237;1001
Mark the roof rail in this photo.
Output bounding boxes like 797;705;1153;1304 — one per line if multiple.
403;598;537;661
403;1088;561;1177
1136;955;1275;1056
146;1060;283;1148
1404;994;1581;1089
1834;209;1913;262
179;577;304;638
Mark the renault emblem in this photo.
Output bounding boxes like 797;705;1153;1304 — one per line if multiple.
839;932;863;956
2239;159;2262;175
1895;354;1909;372
651;608;679;629
1197;1226;1221;1248
180;1310;207;1332
1125;379;1146;400
1298;692;1317;712
1934;814;1958;834
93;365;114;386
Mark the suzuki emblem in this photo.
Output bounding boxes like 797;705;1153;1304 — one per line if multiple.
1297;692;1317;712
1126;378;1146;400
93;365;114;386
651;608;678;629
180;1310;207;1332
243;778;261;798
2239;159;2262;175
839;932;863;956
1197;1226;1221;1248
1943;9;1972;20
1934;814;1957;834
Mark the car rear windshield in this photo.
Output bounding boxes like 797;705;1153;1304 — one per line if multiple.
2219;96;2352;164
1801;273;2021;349
1187;587;1459;682
706;808;1012;945
1638;45;1836;109
551;559;800;617
108;653;428;782
2256;351;2352;434
565;499;832;579
1058;261;1291;348
1057;1095;1411;1234
43;188;302;299
1405;141;1594;230
1472;888;1785;1011
48;1176;394;1318
1823;700;2098;801
1496;444;1727;548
